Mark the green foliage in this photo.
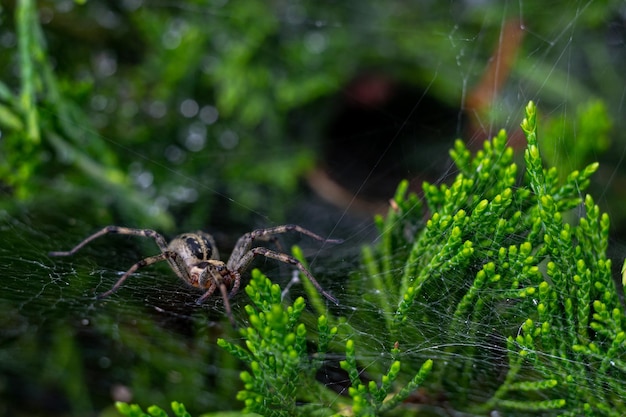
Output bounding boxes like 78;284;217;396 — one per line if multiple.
217;269;334;416
216;269;432;417
0;0;173;228
485;102;624;416
0;0;328;226
340;339;433;416
355;101;625;415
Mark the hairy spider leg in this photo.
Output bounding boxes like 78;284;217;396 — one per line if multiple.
227;270;241;297
233;247;339;305
97;252;176;298
49;226;169;256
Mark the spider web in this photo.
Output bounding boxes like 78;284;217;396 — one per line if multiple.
1;1;626;416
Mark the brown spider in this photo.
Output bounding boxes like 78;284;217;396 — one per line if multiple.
49;225;342;326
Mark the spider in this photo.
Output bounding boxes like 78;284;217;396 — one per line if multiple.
49;225;342;326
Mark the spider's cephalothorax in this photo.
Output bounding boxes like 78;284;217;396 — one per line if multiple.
49;225;342;326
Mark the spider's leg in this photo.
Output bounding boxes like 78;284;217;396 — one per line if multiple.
98;252;173;299
196;283;217;303
49;226;169;256
197;282;237;327
228;224;343;270
248;224;343;245
228;271;241;298
218;283;236;328
235;247;339;305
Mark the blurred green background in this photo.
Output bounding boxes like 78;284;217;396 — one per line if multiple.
1;0;625;415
